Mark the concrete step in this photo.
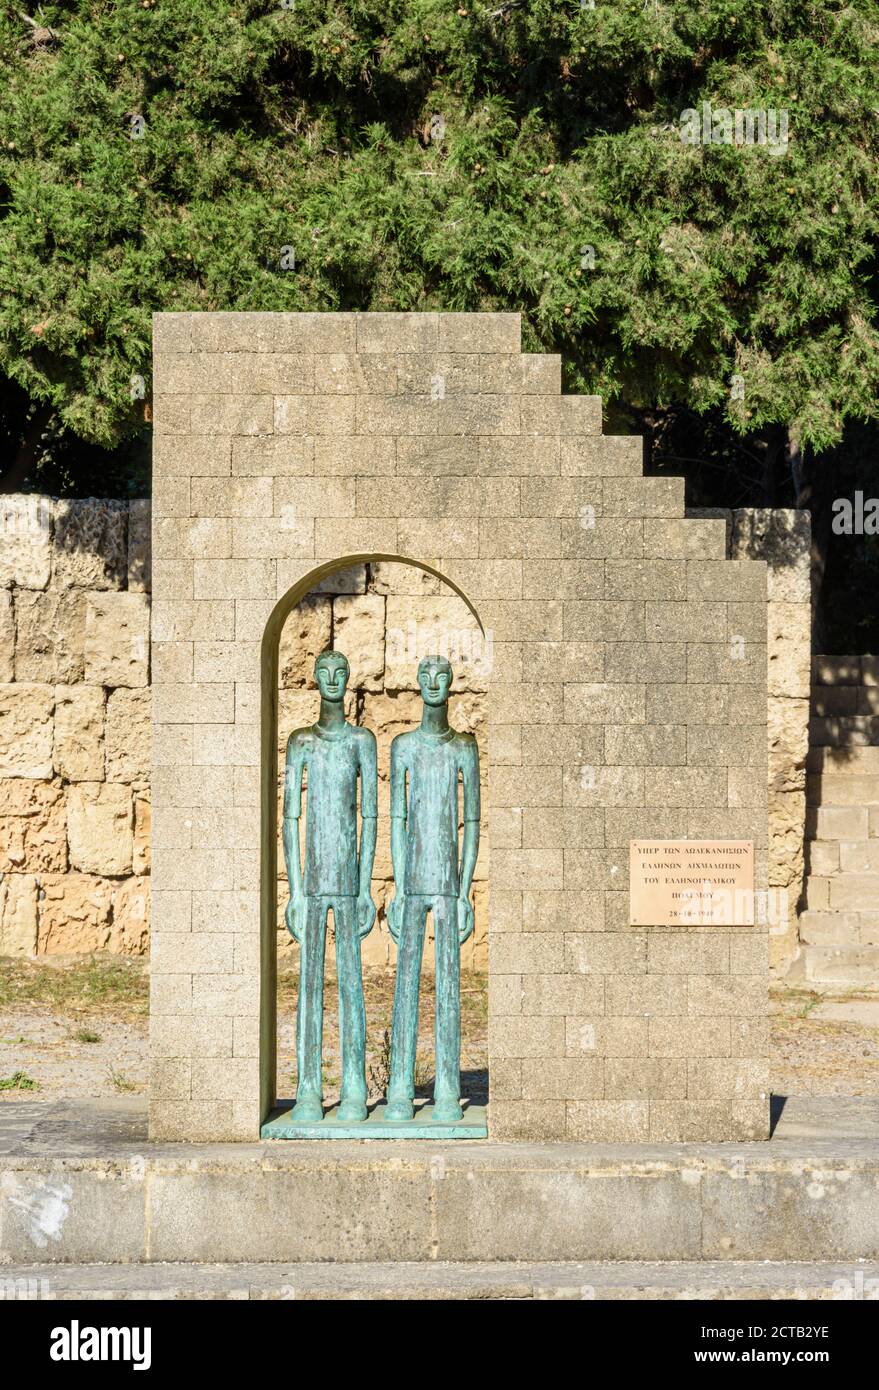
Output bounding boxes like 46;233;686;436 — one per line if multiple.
809;716;879;747
806;841;879;876
808;747;879;775
798;910;879;947
812;687;879;717
804;874;879;912
803;943;879;986
805;806;872;842
807;773;879;807
811;687;859;717
813;655;879;686
3;1260;878;1301
839;841;879;873
805;840;840;875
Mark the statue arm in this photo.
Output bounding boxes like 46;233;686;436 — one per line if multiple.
282;740;305;938
457;740;481;941
389;738;407;892
459;741;480;897
356;733;378;937
388;738;407;942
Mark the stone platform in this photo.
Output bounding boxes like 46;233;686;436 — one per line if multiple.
1;1096;878;1268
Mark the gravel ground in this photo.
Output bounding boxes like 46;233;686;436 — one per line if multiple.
1;960;877;1103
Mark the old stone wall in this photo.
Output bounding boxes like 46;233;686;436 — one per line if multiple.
0;496;151;956
729;509;811;971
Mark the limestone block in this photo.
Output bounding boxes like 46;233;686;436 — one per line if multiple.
768;788;806;888
731;508;810;602
109;877;150;955
768;697;809;792
768;601;810;698
14;588;86;683
357;312;439;353
67;783;133;875
0;591;12;681
561;436;641;480
384;596;487;691
106;688;152;789
190;394;273;436
567;1101;649;1142
370;562;442;597
54;499;127;589
134;798;151;874
53;685;105;781
437;312;520;353
0;495;53;589
278;598;332;687
153;437;230;479
128;499;151;591
0;683;54;777
37;874;113;953
0;778;66;872
332;594;385;691
0;872;38;955
84;593;149;687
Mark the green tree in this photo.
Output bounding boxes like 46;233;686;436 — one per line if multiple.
0;0;877;500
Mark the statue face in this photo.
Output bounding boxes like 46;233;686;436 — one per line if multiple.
314;652;349;703
417;655;452;707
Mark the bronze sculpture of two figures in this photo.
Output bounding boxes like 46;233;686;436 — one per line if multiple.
282;650;480;1126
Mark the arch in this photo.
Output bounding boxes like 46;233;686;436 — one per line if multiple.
259;553;485;1121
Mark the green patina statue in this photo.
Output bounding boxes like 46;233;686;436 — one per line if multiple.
282;649;378;1123
386;655;481;1123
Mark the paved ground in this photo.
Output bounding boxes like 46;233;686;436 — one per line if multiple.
3;1092;878;1156
1;960;878;1103
3;1259;878;1300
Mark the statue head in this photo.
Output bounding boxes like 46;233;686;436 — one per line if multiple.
417;654;453;708
314;649;349;704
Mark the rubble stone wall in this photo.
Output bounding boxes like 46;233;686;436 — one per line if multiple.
0;496;151;957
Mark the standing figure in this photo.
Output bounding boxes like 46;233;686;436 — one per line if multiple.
283;649;377;1123
386;655;481;1123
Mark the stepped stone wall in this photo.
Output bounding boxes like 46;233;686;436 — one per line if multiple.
148;310;770;1144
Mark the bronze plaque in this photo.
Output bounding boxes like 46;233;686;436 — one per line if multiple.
629;840;755;926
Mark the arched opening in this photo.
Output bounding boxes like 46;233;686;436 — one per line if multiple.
259;554;486;1124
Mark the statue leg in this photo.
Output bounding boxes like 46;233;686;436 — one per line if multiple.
433;895;463;1122
333;896;368;1122
386;896;428;1122
292;895;327;1123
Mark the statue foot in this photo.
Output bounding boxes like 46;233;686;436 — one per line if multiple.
336;1097;367;1123
384;1099;414;1123
432;1098;463;1123
291;1095;323;1124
